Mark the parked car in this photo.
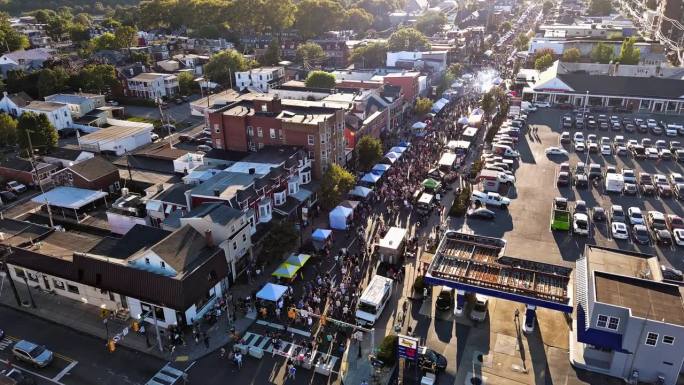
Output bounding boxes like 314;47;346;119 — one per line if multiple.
545;147;568;156
592;207;606;222
471;191;510;208
418;348;448;373
627;207;644;225
467;208;496;220
655;229;672;245
632;224;651;245
623;183;638;195
6;181;26;194
470;294;489;321
674;229;684;247
0;191;17;203
12;340;53;368
611;222;629;240
574;174;588;188
557;172;570;186
435;287;454;311
560;132;570;144
667;215;684;231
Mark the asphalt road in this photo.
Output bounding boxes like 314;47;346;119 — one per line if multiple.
0;306;164;385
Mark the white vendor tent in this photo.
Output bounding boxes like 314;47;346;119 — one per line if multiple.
329;205;353;230
349;185;373;198
256;283;288;302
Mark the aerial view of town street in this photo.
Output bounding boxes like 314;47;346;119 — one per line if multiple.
0;0;683;384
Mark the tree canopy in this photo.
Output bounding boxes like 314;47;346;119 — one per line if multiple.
542;0;554;14
388;28;430;52
588;0;612;16
562;48;582;62
514;33;530;51
344;8;374;34
259;220;299;260
415;11;446;36
294;0;345;39
414;97;433;117
349;42;388;68
0;114;17;148
0;12;29;51
296;42;326;68
590;42;614;63
204;50;254;87
534;53;554;71
16;112;58;156
355;136;383;172
618;37;640;64
177;72;197;95
320;164;356;209
305;71;336;89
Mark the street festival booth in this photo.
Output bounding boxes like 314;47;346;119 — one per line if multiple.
286;253;311;267
389;146;407;154
371;163;391;176
329;205;353;230
422;178;442;193
341;200;360;213
468;108;484;127
376;226;408;264
457;116;469;128
272;263;300;280
382;152;400;164
461;126;479;142
452;140;472;155
349;185;373;200
361;172;381;185
256;283;288;302
311;229;333;251
431;98;450;115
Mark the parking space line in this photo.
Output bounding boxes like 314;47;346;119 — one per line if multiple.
0;358;65;385
53;353;75;362
53;360;78;382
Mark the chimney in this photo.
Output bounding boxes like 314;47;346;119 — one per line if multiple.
249;167;256;174
204;229;214;247
213;188;221;196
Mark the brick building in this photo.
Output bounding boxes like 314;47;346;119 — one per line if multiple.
207;94;346;179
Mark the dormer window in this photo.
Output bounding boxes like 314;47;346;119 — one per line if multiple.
288;179;299;195
161;261;166;269
145;258;150;264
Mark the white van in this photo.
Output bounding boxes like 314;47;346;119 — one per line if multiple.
356;275;393;326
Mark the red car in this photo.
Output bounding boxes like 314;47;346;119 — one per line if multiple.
667;214;684;231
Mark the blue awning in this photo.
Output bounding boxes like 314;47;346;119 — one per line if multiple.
431;98;450;113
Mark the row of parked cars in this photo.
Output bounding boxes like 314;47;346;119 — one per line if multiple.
558;131;684;161
563;112;684;137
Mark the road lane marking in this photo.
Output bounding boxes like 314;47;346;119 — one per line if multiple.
53;353;75;362
0;358;65;385
53;360;78;382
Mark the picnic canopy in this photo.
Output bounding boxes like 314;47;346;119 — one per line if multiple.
272;263;300;279
422;178;441;190
286;253;311;267
412;121;427;130
329;205;353;230
311;228;332;241
349;185;372;198
361;173;381;184
256;283;288;302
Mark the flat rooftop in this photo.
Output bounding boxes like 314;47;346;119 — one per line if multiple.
79;125;151;143
594;272;684;325
585;245;662;281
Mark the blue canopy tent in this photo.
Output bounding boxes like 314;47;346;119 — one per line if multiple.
389;146;407;154
256;283;288;302
361;173;381;184
371;163;391;175
329;205;353;230
398;140;410;147
384;151;401;162
432;98;450;114
312;228;332;241
349;185;373;198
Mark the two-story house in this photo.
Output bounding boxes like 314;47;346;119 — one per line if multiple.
44;93;106;119
573;245;684;385
0;48;53;78
20;101;73;131
235;67;285;92
126;73;179;100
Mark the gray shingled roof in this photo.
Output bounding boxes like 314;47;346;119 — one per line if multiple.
557;74;684;99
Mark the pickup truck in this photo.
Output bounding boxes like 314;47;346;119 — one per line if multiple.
551;197;570;231
6;181;26;194
471;191;510;209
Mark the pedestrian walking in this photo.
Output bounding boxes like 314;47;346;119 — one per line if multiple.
288;365;296;380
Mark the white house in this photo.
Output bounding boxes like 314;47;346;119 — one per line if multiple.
126;73;179;100
0;91;32;116
44;93;106;119
386;50;448;73
21;101;73;131
235;67;285;92
0;48;53;77
78;121;153;155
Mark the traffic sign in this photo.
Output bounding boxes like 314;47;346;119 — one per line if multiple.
397;334;419;361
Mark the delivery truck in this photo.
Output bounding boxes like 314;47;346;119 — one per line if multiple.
605;173;624;193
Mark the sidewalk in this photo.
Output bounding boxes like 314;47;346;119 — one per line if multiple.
0;277;254;361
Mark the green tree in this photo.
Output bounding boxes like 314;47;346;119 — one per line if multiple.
320;163;356;209
70;64;118;94
37;68;70;98
388;28;430;51
30;9;57;24
261;39;282;66
542;0;554;14
590;42;613;63
305;70;336;89
588;0;611;15
16;112;58;156
45;16;71;42
92;32;118;51
259;220;299;260
355;0;402;30
481;91;496;118
414;97;433;116
618;37;640;64
534;48;556;61
114;25;137;51
177;72;196;95
0;12;29;51
562;47;582;62
349;41;388;68
261;0;297;34
6;70;39;97
69;23;91;44
513;33;530;51
295;0;345;38
102;17;122;29
296;42;326;68
0;114;17;147
447;63;463;77
72;13;92;26
534;53;554;70
498;21;512;33
415;10;446;36
355;135;382;171
344;8;374;34
204;50;253;87
130;51;152;65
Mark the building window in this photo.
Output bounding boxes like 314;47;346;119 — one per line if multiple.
258;142;264;149
307;135;315;145
141;303;166;322
274;190;286;206
53;279;65;290
257;127;263;137
270;128;276;139
13;267;25;279
607;317;619;330
288;180;299;195
232;241;237;250
247;126;254;136
66;283;80;294
663;336;675;345
27;272;38;282
242;233;247;242
646;332;659;346
320;134;326;144
160;261;166;269
145;258;150;264
301;171;311;185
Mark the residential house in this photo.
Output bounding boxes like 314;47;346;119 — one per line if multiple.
383;71;421;104
3;219;230;329
0;48;53;78
52;156;120;192
0;91;33;116
21;101;73;131
126;73;179;100
386;51;448;74
145;183;193;227
162;202;252;282
172;54;210;75
573;245;684;385
78;121;154;155
235;67;285;92
42;148;95;168
311;33;359;68
44;93;106;119
0;157;57;187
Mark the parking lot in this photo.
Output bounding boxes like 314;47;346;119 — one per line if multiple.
0;334;78;385
455;108;684;272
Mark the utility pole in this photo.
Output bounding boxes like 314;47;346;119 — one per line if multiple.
1;247;22;306
150;305;164;353
25;131;53;228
